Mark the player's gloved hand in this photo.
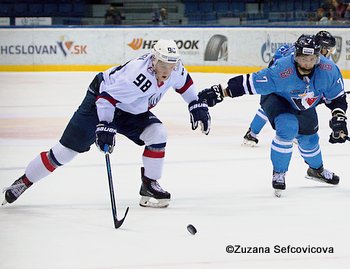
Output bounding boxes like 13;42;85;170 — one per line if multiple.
188;100;211;135
329;109;348;144
95;121;117;153
198;84;225;107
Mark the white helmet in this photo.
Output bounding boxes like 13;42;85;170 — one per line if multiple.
152;39;180;64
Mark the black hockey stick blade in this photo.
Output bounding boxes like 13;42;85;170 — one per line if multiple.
114;206;130;229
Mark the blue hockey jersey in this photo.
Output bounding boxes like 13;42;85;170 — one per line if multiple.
228;54;345;111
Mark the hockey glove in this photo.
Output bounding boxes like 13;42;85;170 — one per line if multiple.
95;121;117;153
329;109;348;144
188;100;211;135
198;84;225;107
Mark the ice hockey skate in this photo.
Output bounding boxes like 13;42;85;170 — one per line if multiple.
305;166;339;185
242;128;259;147
272;171;286;197
2;175;33;205
139;167;171;208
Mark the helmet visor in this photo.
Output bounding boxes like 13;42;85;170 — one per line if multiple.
321;46;336;57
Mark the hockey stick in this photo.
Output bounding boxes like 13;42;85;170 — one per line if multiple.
104;145;129;229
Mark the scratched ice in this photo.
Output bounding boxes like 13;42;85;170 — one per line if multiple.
0;72;349;269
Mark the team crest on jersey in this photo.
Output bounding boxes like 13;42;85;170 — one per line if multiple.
148;93;163;108
280;68;293;78
291;91;319;110
318;63;332;70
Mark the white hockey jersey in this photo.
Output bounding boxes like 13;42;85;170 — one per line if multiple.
96;53;198;122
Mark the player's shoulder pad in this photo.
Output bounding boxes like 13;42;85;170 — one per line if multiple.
136;52;152;61
269;54;293;70
173;60;187;77
123;53;151;70
317;56;337;72
267;54;296;79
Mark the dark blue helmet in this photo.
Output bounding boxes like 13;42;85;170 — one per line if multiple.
315;30;336;49
294;34;321;57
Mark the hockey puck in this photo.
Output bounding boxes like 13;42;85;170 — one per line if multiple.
187;224;197;235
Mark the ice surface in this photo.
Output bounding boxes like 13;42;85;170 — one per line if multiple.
0;72;349;269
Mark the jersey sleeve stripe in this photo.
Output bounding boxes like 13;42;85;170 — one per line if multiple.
176;74;193;94
242;74;252;95
326;90;345;101
249;74;257;94
97;92;119;106
246;74;253;94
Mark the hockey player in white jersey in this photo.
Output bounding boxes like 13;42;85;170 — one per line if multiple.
2;39;211;208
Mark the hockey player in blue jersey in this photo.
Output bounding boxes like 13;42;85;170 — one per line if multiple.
243;31;337;146
198;34;348;197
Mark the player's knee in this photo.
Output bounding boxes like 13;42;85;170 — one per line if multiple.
275;113;298;141
298;134;319;150
51;142;79;165
140;123;167;145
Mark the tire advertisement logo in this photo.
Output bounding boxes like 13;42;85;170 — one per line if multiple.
204;35;228;61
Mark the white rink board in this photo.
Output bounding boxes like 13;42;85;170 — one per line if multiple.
0;27;349;69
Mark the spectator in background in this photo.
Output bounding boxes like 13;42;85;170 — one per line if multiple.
316;7;331;24
104;4;122;25
331;0;347;20
159;8;168;25
344;3;350;19
321;0;335;20
152;6;168;25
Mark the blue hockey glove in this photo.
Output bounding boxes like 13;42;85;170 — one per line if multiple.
329;109;348;144
95;121;117;153
198;84;225;107
188;100;211;135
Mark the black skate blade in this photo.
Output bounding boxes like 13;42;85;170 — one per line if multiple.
305;175;338;185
